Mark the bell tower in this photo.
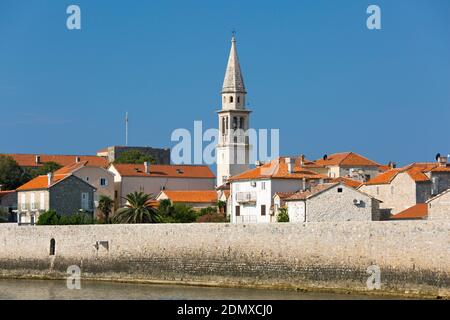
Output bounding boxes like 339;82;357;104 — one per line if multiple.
216;35;251;187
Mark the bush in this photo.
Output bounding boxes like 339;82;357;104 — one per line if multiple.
37;211;96;225
36;210;59;225
160;204;199;223
277;207;289;223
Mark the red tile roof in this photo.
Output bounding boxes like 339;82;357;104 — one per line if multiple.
54;161;89;175
285;183;340;201
274;191;298;200
390;204;428;220
158;190;218;203
16;174;70;191
331;177;363;189
2;154;108;168
314;152;381;167
364;162;450;185
111;164;215;179
0;190;16;198
229;157;329;181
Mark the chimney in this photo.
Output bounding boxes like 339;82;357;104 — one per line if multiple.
302;178;307;191
75;156;81;163
35;155;41;164
438;155;448;167
47;172;53;187
144;162;150;174
300;154;305;166
286;157;294;174
388;161;397;169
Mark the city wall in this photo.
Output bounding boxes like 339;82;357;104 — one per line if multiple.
0;221;449;297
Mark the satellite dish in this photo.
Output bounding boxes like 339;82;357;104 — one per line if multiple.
435;153;441;161
323;154;328;161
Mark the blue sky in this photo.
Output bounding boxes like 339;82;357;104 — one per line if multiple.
0;0;449;166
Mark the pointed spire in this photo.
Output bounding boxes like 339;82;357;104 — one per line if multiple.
222;35;246;94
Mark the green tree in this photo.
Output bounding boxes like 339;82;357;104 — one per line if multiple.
36;162;62;175
36;210;60;225
0;155;26;190
277;207;290;223
98;195;114;223
114;150;155;164
113;192;161;224
217;200;227;214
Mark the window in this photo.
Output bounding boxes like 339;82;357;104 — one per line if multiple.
376;187;379;195
30;193;35;210
85;177;90;182
261;205;266;216
235;206;241;216
337;188;343;193
237;96;240;103
229;96;234;103
261;182;266;190
21;194;26;211
40;192;45;210
49;239;56;256
232;117;238;129
100;178;108;186
239;117;244;129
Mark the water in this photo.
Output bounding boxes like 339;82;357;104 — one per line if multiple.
0;279;408;300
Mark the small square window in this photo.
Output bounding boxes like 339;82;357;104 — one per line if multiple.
337;188;343;193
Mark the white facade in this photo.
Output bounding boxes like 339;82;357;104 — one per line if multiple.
230;178;319;224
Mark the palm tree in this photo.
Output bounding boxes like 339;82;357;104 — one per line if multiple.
98;195;114;223
113;192;161;224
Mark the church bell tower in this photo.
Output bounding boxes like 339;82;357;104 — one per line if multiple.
216;35;251;187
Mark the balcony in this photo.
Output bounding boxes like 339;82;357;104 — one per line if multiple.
236;192;257;204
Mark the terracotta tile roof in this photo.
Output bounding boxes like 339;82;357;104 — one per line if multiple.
54;161;89;175
331;177;363;189
364;162;450;186
284;183;339;201
390;204;428;220
0;190;16;198
364;169;402;185
158;190;218;203
274;192;298;200
16;174;70;191
229;157;329;181
314;152;381;167
2;154;108;168
112;164;215;179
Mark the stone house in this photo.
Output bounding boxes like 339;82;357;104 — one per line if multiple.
311;152;385;182
359;157;450;216
228;157;330;224
54;161;115;217
155;190;218;211
284;182;380;222
108;163;216;208
427;189;450;220
0;191;17;222
16;173;96;225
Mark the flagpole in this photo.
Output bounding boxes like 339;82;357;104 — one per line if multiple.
125;112;128;146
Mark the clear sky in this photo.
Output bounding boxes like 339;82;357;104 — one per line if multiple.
1;0;449;166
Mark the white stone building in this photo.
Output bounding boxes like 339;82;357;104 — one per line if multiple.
216;36;251;187
285;182;381;223
427;189;450;220
359;157;450;216
228;157;329;223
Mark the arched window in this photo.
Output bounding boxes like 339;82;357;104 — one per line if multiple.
237;96;240;104
229;96;234;103
239;117;244;129
49;238;56;256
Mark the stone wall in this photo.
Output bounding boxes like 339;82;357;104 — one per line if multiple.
0;221;449;297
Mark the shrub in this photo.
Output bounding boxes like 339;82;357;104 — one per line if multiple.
160;204;199;223
277;207;289;223
36;210;59;225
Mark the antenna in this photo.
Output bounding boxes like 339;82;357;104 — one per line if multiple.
125;112;129;146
